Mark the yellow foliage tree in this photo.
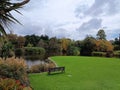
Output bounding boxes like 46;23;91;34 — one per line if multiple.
94;40;114;52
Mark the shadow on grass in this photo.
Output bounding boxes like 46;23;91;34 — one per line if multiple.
47;72;65;76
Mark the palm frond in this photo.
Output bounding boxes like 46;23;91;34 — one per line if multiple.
0;0;30;35
0;24;7;36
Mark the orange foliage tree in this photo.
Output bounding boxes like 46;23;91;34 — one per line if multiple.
94;40;114;52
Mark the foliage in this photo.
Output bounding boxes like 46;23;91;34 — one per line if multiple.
60;38;71;55
24;47;45;55
114;45;120;50
80;36;96;56
7;34;26;48
94;40;114;52
67;45;80;56
24;47;46;59
106;51;113;57
15;48;24;58
92;51;106;57
96;29;106;40
1;41;14;59
24;34;49;47
113;51;120;58
0;78;32;90
29;64;47;73
113;37;120;50
46;37;62;57
29;60;56;73
0;57;29;86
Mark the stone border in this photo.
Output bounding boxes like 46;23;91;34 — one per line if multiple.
48;57;58;67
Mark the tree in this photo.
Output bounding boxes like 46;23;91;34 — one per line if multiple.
1;41;14;59
94;40;113;52
113;34;120;50
67;45;80;56
60;38;71;55
96;29;106;40
80;36;96;56
24;34;40;47
17;36;26;48
46;37;62;57
0;0;30;35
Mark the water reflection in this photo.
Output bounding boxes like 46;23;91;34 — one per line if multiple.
25;60;46;68
23;55;46;68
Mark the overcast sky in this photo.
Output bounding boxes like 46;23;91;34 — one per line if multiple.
11;0;120;40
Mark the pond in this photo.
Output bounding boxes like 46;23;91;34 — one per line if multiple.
23;55;47;68
25;59;46;68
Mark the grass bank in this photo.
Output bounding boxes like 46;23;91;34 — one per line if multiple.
29;56;120;90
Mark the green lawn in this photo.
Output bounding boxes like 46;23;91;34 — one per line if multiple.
29;56;120;90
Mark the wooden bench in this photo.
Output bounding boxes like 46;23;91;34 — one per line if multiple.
48;67;65;75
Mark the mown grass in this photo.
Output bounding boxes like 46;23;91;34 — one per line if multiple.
29;56;120;90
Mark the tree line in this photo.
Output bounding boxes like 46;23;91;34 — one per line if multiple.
0;29;120;59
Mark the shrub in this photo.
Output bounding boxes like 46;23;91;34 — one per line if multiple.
67;46;80;56
0;78;32;90
29;60;56;73
30;63;49;73
92;52;106;57
113;51;120;58
15;48;24;58
24;47;45;59
0;58;29;86
106;51;113;57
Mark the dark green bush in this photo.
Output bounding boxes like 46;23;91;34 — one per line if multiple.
113;51;120;58
67;46;80;56
15;48;24;58
106;51;113;57
92;52;106;57
24;47;46;59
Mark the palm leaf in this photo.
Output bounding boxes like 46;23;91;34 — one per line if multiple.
0;0;30;35
0;24;7;35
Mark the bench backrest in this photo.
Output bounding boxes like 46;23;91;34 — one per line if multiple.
48;67;65;72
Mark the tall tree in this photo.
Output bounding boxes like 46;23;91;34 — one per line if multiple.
47;37;62;57
113;34;120;50
60;38;71;55
96;29;106;40
80;36;96;56
24;34;40;47
0;0;30;35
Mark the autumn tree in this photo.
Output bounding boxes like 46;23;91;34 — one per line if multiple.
94;40;114;52
60;38;71;55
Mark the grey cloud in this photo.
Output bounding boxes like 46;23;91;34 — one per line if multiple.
75;0;120;18
21;0;47;11
86;0;118;16
75;4;88;18
77;18;102;31
46;28;70;39
12;22;43;36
